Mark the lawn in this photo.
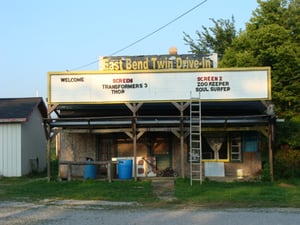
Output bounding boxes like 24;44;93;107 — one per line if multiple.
1;176;300;208
0;177;155;203
175;178;300;207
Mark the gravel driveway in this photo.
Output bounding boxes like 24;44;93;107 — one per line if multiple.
1;200;300;225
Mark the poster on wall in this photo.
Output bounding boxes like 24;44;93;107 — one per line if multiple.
48;67;271;104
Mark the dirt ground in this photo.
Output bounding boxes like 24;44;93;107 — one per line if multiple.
1;200;300;225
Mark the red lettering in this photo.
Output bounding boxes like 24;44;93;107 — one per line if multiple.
113;78;133;83
197;76;220;81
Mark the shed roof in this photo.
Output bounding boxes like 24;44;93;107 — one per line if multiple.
0;97;47;123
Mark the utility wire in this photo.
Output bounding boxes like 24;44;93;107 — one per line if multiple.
70;0;208;71
110;0;208;56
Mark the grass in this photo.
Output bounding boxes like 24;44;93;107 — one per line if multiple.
0;176;155;203
1;175;300;208
175;178;300;207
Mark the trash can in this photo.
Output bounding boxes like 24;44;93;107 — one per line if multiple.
84;157;96;179
118;159;133;179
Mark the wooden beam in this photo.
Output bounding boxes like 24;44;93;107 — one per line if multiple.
172;102;190;111
47;104;58;116
59;160;113;165
137;131;145;140
171;130;180;139
125;102;143;113
59;128;132;134
125;131;133;139
201;126;268;132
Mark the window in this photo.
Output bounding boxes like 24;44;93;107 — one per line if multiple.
201;132;228;161
243;132;258;152
190;132;244;162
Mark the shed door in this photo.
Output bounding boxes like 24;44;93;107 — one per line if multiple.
0;124;21;176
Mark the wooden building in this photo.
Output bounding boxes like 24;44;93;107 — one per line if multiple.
46;56;274;182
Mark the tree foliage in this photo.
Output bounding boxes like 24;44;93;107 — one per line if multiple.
184;0;300;119
183;17;237;56
183;0;300;148
221;0;300;118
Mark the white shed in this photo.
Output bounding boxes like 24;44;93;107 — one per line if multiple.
0;97;47;177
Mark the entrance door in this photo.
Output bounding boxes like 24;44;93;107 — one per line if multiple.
151;134;172;171
97;135;113;177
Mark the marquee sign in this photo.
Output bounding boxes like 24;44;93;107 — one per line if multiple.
99;54;217;71
48;68;271;104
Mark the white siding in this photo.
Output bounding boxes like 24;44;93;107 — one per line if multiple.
21;107;46;175
0;123;21;176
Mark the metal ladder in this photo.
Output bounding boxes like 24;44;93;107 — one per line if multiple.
189;96;203;185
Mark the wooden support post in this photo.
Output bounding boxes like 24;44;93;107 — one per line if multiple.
268;119;274;182
180;111;185;178
126;103;140;182
67;164;72;181
46;104;57;182
47;124;51;182
133;117;137;181
173;102;189;178
107;162;112;183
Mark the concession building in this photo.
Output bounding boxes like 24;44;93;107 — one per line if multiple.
46;53;275;182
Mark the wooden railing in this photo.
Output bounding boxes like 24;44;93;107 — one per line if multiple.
59;160;116;182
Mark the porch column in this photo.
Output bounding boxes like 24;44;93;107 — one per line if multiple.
172;102;189;178
268;117;275;181
132;116;137;181
126;103;143;181
46;104;58;182
179;105;185;178
47;124;51;182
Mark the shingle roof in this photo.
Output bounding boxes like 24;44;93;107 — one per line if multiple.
0;97;47;123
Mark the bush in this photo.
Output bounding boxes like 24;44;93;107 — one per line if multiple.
261;163;272;182
274;149;300;179
275;118;300;149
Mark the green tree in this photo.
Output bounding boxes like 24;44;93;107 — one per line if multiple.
183;0;300;148
183;17;237;56
220;0;300;118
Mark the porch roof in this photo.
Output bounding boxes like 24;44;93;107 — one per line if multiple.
54;100;271;117
48;100;274;129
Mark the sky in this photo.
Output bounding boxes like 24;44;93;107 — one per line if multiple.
0;0;258;100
